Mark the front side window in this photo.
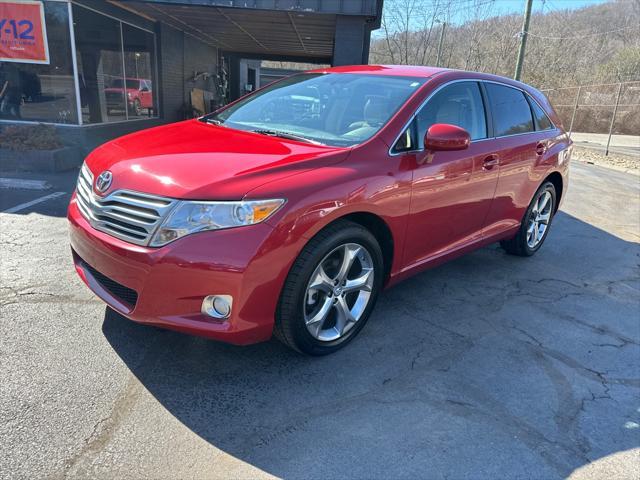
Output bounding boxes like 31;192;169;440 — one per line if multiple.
415;81;487;145
485;83;534;136
392;81;487;152
206;73;426;147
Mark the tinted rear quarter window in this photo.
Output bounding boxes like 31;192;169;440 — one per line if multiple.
485;83;534;136
527;95;554;130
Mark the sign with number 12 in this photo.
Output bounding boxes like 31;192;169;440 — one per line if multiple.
0;0;49;64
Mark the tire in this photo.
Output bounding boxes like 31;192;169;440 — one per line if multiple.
274;220;384;355
501;181;557;256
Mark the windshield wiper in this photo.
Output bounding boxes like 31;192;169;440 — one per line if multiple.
252;129;323;145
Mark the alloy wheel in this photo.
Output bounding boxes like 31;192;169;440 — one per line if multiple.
303;243;375;342
526;190;553;248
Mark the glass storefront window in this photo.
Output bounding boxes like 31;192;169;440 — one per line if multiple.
73;4;125;124
73;4;157;124
122;23;156;119
0;1;78;124
0;1;157;126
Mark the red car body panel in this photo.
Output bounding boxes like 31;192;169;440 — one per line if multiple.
84;120;349;200
69;66;570;345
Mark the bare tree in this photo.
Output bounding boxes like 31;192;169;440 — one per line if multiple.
371;0;640;89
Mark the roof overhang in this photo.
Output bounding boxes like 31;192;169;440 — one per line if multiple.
115;0;382;60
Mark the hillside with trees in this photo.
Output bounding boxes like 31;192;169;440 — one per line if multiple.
370;0;640;89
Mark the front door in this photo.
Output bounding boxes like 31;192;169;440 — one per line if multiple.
393;81;499;269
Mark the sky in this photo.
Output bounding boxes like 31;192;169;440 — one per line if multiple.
484;0;611;16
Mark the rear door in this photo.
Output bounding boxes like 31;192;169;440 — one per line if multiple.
481;82;552;238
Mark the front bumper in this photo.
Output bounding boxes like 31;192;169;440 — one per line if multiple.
68;194;290;345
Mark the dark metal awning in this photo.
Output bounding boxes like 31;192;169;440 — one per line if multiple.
117;0;381;60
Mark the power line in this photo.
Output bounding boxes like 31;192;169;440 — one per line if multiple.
525;25;636;40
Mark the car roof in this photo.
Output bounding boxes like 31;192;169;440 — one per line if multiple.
307;64;448;78
307;65;543;97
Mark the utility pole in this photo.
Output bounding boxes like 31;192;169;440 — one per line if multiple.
436;21;446;67
514;0;533;81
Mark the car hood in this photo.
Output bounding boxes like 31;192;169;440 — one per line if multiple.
84;120;349;200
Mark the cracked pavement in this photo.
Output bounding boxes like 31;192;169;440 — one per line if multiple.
1;161;639;479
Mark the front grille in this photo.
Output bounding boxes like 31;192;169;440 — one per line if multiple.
76;164;176;246
80;258;139;308
105;91;125;104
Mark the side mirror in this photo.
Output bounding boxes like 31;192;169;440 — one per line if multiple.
140;87;149;92
424;123;471;151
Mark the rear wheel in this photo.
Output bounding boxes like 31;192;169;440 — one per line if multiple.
275;220;384;355
501;181;557;256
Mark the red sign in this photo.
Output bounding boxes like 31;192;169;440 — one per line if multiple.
0;0;49;64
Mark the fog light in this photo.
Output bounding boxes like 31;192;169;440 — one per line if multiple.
201;295;233;319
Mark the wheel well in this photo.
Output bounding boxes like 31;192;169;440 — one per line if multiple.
340;212;394;282
545;172;563;212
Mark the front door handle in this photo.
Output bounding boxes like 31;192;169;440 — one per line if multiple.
482;154;499;170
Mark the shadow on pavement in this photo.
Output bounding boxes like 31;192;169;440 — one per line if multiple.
0;170;77;217
102;211;640;478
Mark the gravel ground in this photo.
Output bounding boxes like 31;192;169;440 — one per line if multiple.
574;146;639;175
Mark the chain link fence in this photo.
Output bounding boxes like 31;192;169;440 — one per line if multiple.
542;81;640;155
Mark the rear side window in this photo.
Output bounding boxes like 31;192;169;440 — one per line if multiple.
527;95;554;131
485;83;534;136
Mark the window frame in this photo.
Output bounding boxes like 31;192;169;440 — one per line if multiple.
390;78;558;156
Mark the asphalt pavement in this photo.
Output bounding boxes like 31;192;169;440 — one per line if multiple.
1;161;639;479
570;133;640;157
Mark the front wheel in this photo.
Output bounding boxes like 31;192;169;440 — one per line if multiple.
130;99;142;116
501;181;557;256
275;220;384;355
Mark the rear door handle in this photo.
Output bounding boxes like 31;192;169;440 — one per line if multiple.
535;142;547;156
482;154;499;170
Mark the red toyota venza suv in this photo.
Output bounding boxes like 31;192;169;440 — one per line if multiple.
68;65;571;355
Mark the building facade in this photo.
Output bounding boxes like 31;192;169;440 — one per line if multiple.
0;0;382;153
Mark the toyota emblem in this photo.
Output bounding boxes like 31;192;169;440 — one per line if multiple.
95;171;113;194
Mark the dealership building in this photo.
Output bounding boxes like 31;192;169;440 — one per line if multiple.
0;0;383;152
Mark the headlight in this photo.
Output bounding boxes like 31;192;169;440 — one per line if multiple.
150;199;285;247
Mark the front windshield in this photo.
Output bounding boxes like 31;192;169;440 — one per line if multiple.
205;73;426;147
112;79;140;89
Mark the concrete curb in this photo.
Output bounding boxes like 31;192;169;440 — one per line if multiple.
0;146;84;173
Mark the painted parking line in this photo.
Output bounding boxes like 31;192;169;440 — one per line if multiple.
2;192;67;214
0;178;52;190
